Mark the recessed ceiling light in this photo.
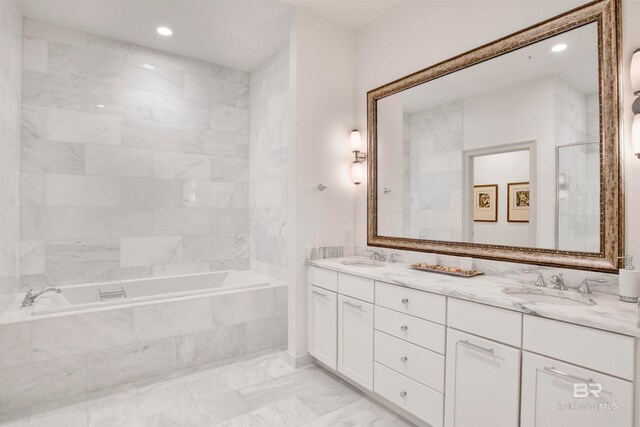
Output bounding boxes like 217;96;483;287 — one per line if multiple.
156;26;173;36
96;104;106;108
551;43;567;52
142;63;155;70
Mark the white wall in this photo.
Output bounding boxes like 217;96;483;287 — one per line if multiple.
354;0;640;261
287;10;356;360
474;150;531;246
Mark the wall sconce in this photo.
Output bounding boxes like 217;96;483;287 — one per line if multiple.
351;129;366;184
632;48;640;159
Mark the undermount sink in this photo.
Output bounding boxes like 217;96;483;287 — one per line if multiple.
340;260;385;268
503;287;597;306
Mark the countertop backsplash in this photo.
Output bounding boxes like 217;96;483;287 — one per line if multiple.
306;244;619;295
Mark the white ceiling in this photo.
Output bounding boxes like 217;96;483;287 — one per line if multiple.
17;0;401;71
399;23;599;113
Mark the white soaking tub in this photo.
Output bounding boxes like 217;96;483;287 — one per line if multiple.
31;270;269;315
1;270;286;413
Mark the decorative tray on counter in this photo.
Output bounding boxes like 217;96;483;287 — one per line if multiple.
410;263;484;278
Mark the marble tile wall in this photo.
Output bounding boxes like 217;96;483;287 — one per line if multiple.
0;0;23;311
19;19;251;288
403;101;463;241
248;47;289;281
0;285;288;413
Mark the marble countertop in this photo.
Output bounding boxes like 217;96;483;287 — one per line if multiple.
308;257;640;338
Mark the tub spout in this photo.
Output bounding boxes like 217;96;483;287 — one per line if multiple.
21;287;62;307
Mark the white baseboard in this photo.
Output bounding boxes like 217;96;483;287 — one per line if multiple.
285;351;315;369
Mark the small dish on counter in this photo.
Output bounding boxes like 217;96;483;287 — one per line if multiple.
410;263;484;278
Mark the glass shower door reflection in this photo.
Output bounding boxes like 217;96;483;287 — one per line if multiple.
556;142;600;252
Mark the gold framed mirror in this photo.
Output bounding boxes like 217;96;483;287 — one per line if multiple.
367;0;622;272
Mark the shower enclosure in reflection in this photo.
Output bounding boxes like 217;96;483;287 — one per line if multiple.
556;141;600;252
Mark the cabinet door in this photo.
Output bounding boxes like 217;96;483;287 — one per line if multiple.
307;285;337;369
521;351;633;427
338;294;374;390
445;328;521;427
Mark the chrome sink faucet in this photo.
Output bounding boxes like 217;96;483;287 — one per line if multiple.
21;287;62;307
550;273;567;290
366;249;386;262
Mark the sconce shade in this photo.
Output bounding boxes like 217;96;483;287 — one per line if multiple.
632;49;640;95
352;161;364;185
633;114;640;158
350;130;362;152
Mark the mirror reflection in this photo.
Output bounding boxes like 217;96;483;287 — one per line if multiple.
376;23;600;252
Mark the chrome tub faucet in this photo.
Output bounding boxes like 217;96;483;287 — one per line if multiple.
21;287;62;307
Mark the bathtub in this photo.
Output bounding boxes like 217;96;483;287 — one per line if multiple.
1;269;287;413
31;270;270;315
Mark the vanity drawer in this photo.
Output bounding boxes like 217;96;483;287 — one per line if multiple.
448;298;522;347
338;273;374;303
523;316;635;380
375;281;446;324
375;306;445;354
374;362;444;427
375;330;445;392
307;266;338;292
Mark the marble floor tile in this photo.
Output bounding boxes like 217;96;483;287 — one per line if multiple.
300;398;413;427
213;397;318;427
238;365;363;417
4;350;414;427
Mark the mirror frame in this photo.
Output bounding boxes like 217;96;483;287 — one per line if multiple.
367;0;623;272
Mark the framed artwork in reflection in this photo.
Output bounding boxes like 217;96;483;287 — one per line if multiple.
473;184;498;222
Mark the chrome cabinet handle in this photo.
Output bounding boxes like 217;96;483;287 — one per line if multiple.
400;391;407;397
459;339;494;355
344;300;362;309
544;367;594;384
400;356;408;363
312;290;327;297
400;325;408;331
401;298;409;304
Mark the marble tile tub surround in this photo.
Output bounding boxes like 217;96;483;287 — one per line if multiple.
249;46;289;282
0;350;410;427
308;255;638;337
19;19;251;289
0;284;287;414
0;0;23;312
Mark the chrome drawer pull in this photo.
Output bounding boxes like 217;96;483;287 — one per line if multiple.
544;367;594;384
400;391;407;398
344;300;362;309
400;356;408;363
401;298;409;304
400;325;408;331
459;339;494;355
312;290;327;297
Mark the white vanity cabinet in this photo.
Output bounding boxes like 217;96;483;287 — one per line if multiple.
445;298;523;427
520;351;634;427
337;294;374;390
306;264;638;427
307;285;337;369
520;316;635;427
